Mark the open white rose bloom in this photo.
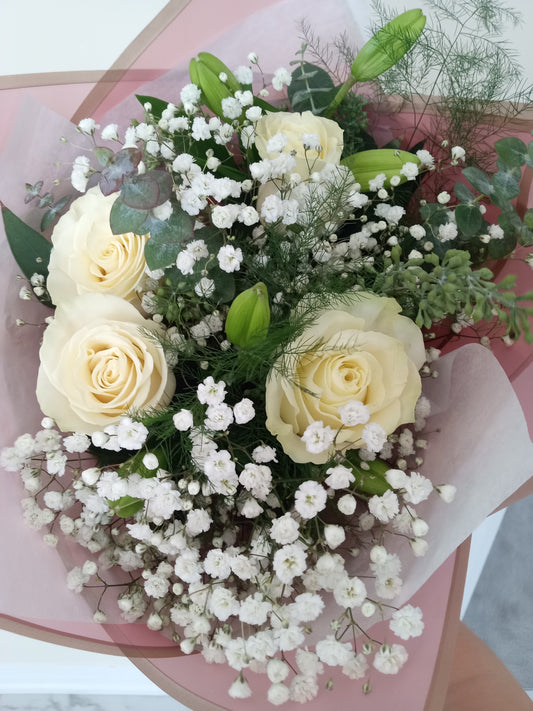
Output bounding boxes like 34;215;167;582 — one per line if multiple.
0;0;532;709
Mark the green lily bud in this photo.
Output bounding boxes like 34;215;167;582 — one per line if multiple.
341;148;421;192
189;52;242;119
351;9;426;83
225;282;270;347
345;450;392;497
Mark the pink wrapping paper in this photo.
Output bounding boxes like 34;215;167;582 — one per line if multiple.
1;0;532;707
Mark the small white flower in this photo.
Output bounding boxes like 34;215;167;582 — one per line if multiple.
205;403;234;431
338;400;370;426
436;484;457;502
437;191;451;204
233;398;255;424
337;494;356;516
324;464;354;489
373;643;408;675
301;421;336;454
343;653;369;680
361;422;387;452
252;445;278;463
324;524;346;549
294;480;327;519
217;245;243;272
403;471;433;504
451;145;466;163
272;67;291;91
197;376;226;405
416;149;434;167
176;250;195;275
400;162;419;180
273;543;307;584
152;200;172;221
270;513;300;545
438;222;458;242
173;409;194;431
333;575;367;608
390;605;424;640
315;635;353;666
229;675;252;699
368;490;399;523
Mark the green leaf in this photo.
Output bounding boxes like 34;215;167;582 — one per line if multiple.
287;62;336;114
143;207;195;270
524;208;533;230
462;166;493;195
210;270;235;304
455;203;483;236
109;197;149;235
253;96;281;114
453;182;476;203
494;137;527;167
2;205;51;281
121;171;173;210
135;94;172;119
109;495;144;518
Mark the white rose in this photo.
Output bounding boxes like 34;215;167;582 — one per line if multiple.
36;293;175;434
254;111;343;178
265;293;425;464
47;186;148;306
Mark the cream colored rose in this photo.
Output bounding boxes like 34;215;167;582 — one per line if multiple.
265;293;425;464
254;111;343;177
36;293;175;434
47;186;148;306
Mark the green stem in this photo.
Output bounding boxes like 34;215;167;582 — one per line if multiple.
324;75;357;119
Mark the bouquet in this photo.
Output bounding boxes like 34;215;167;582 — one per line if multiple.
1;1;533;707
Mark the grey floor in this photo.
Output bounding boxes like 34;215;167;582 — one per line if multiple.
463;494;533;693
0;498;531;710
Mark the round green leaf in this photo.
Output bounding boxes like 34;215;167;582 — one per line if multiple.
494;137;527;167
455;203;483;236
462;166;493;195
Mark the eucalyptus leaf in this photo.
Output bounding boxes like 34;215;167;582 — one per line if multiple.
2;205;51;282
121;171;173;210
144;207;195;270
24;181;43;204
455;203;483;236
38;193;53;208
40;209;59;232
519;224;533;247
492;170;521;200
288;62;336;114
93;146;114;167
109;198;149;235
462;166;493;195
490;209;521;257
99;147;143;196
494;137;527;167
453;182;476;203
